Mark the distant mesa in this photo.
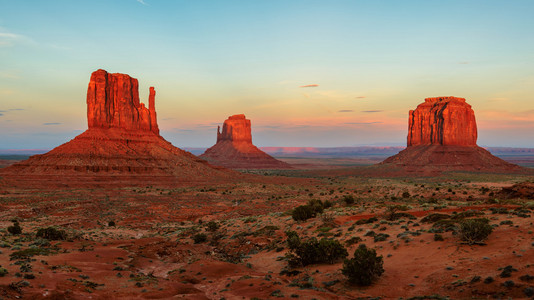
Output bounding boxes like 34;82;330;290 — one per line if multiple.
0;69;234;186
381;96;523;174
200;114;292;169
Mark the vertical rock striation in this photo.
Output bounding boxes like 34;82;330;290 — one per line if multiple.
86;69;159;134
380;96;522;174
407;97;477;146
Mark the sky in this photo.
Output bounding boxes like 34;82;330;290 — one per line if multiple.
1;0;533;149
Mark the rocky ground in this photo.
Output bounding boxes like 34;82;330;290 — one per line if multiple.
1;169;534;299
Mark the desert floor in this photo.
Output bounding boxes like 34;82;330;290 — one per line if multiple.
1;159;534;299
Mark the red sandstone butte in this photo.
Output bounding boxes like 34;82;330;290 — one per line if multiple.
87;69;159;134
381;96;523;174
0;69;234;187
200;114;291;169
408;97;477;146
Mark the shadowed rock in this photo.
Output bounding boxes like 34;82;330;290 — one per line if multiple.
200;114;291;169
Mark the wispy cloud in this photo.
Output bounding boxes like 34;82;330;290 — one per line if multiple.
43;123;61;126
345;122;382;125
0;113;3;117
0;29;32;47
362;110;383;113
338;110;354;113
136;0;149;5
9;108;24;111
458;62;469;64
299;84;319;88
355;96;366;99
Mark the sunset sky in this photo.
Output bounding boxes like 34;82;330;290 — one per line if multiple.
1;0;533;149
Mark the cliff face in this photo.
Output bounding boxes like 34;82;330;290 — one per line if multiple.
87;69;159;134
200;114;291;169
407;97;477;147
216;114;253;144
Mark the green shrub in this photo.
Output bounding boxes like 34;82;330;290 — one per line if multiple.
206;221;219;232
36;227;67;240
7;221;22;235
193;233;207;244
434;234;444;241
342;195;355;205
307;199;325;214
292;205;316;221
458;218;493;245
355;217;378;225
373;233;389;242
318;238;349;264
291;199;341;221
288;237;347;267
285;231;301;250
0;267;8;277
421;213;450;223
10;248;50;260
345;236;362;246
342;244;384;286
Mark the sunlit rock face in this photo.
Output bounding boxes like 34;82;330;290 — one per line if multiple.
380;96;522;174
0;69;235;186
407;97;477;147
87;69;159;134
200;114;291;169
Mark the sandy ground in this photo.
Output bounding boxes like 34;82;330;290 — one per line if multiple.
0;169;534;299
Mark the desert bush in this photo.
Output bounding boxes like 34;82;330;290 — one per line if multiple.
291;205;316;221
432;219;457;232
192;233;207;244
307;199;325;214
458;218;493;245
254;225;279;236
10;248;50;260
355;217;378;225
385;205;412;221
345;236;362;246
108;220;116;227
36;227;67;240
421;213;450;223
8;221;22;235
285;231;301;250
342;195;355;205
373;233;389;242
288;237;348;267
318;238;349;264
434;234;444;241
342;244;384;286
206;221;219;232
0;267;8;277
402;191;411;198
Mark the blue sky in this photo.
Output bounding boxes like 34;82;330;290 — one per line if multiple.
1;0;533;148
